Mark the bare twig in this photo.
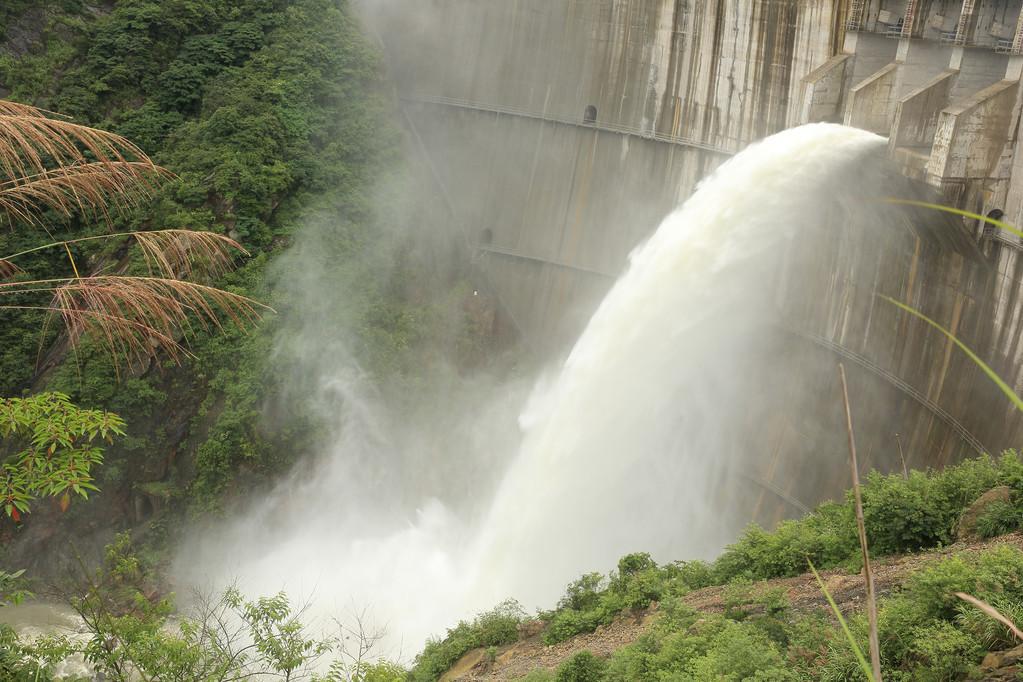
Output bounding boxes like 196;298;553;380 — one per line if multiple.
894;433;908;480
839;363;883;682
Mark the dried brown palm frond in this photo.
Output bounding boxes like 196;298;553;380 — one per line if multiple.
0;99;165;227
0;102;153;177
133;230;248;279
34;276;269;366
0;100;271;371
0;258;22;279
0;100;55;117
2;229;246;276
0;162;172;228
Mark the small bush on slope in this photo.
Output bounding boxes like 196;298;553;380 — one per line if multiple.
975;499;1023;539
715;451;1023;583
598;601;798;682
411;599;526;682
542;553;705;645
555;651;606;682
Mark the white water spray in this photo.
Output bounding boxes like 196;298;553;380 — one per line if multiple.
182;124;886;653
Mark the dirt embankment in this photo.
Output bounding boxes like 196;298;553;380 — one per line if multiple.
443;532;1023;681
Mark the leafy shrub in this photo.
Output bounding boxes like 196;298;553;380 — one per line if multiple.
358;661;409;681
974;499;1023;539
608;553;666;610
412;600;525;681
784;612;834;677
816;615;872;682
543;609;605;646
905;622;982;682
667;559;716;590
687;620;797;681
956;594;1023;649
713;453;1023;585
474;601;525;646
542;554;689;645
860;470;956;554
861;457;1001;554
556;573;604;612
611;552;657;586
0;623;63;682
879;546;1023;669
603;612;795;681
712;501;858;582
555;651;605;682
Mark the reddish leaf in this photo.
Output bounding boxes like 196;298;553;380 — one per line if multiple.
11;507;21;522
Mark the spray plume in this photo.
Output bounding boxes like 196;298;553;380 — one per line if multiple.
180;124;890;657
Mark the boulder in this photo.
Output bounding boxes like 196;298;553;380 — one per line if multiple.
956;486;1012;541
971;642;1023;680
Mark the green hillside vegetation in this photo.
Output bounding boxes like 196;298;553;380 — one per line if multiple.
0;0;482;566
412;452;1023;681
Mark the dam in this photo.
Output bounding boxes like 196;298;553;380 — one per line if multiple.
367;0;1023;524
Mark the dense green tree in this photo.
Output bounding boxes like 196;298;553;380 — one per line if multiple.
0;0;405;529
0;98;266;522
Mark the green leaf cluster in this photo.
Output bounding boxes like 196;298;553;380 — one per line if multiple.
0;391;124;517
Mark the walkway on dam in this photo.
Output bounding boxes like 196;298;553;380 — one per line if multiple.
402;94;735;157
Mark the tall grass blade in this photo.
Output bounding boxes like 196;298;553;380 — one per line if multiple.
838;364;883;681
809;560;876;682
880;296;1023;412
955;592;1023;643
894;433;908;480
884;199;1023;241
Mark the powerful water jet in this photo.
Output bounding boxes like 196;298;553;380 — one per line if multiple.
181;123;929;656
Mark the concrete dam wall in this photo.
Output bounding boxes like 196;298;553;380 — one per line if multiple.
369;0;1023;523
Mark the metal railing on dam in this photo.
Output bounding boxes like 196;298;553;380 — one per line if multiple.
790;329;989;456
476;244;618;279
402;94;735;157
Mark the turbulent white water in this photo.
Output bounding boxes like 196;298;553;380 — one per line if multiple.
3;603;94;677
181;123;886;656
